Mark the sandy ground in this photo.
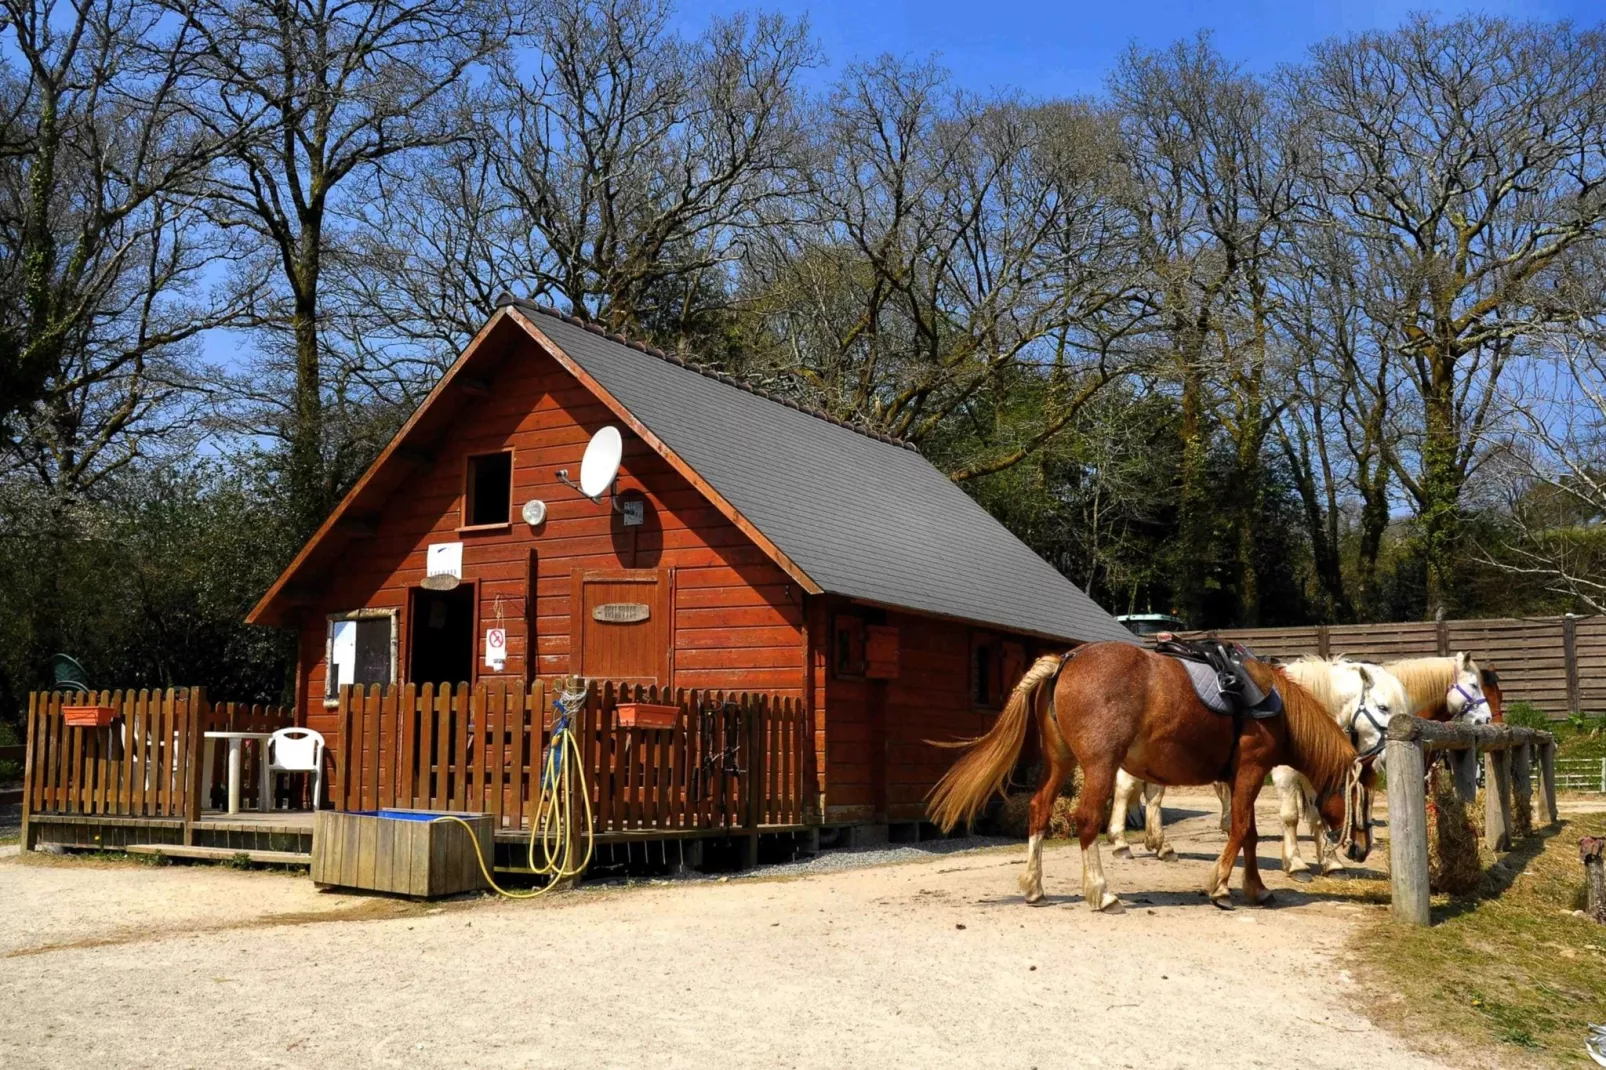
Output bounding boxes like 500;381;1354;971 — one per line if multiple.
0;791;1492;1070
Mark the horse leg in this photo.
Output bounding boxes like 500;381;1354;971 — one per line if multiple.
1236;775;1272;906
1312;795;1345;875
1108;769;1141;859
1207;769;1268;907
1271;766;1311;880
1074;761;1122;912
1018;746;1073;905
1143;782;1176;860
1214;781;1232;834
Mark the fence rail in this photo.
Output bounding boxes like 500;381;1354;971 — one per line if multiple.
1163;613;1606;717
1385;716;1558;926
332;680;809;837
1556;757;1606;793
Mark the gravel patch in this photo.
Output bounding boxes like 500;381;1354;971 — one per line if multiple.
744;835;1018;877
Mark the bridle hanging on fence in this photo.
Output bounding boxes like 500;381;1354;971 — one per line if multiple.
689;699;744;803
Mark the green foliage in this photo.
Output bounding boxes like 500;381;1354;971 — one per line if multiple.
1504;702;1552;731
0;457;297;724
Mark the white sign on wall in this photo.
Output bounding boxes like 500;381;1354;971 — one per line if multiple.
424;542;463;590
483;627;507;671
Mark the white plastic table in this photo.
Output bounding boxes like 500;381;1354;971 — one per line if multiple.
203;731;274;815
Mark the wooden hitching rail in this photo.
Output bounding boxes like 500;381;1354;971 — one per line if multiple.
1385;716;1559;926
331;680;808;837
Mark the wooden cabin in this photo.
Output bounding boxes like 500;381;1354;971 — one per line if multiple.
247;299;1134;829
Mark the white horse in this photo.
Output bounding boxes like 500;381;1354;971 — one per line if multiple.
1106;656;1394;867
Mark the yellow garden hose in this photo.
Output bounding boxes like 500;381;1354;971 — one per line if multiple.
432;688;595;899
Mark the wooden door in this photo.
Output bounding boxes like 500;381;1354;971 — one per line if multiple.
571;568;673;685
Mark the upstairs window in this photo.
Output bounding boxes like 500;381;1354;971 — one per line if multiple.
464;450;513;528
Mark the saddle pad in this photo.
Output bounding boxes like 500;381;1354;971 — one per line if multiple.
1180;659;1233;713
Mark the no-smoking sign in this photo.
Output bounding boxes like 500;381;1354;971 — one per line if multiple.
483;627;507;670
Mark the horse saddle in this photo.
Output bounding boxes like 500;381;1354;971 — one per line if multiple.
1153;637;1283;720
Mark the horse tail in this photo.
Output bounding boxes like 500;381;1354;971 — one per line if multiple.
928;653;1066;833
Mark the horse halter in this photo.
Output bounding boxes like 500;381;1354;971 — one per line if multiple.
1448;681;1488;717
1345;676;1388;761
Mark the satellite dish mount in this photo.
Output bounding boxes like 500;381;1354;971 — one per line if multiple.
557;426;625;512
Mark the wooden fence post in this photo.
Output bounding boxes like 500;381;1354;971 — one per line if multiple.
1512;741;1533;836
1450;746;1478;804
743;695;763;869
1539;738;1559;826
1386;735;1431;926
20;692;38;851
1582;837;1606;924
1485;749;1513;852
1564;614;1581;716
183;688;207;845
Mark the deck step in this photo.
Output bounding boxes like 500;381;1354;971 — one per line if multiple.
124;843;311;866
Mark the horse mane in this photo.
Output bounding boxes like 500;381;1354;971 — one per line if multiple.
1385;657;1459;716
1273;666;1356;795
1280;656;1339;713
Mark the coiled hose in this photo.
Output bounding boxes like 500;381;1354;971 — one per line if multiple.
432;686;595;899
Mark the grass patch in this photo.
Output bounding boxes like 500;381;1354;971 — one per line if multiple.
1357;812;1606;1067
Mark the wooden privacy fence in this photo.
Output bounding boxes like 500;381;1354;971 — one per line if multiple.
1165;614;1606;717
1386;716;1558;926
332;680;809;837
22;689;295;834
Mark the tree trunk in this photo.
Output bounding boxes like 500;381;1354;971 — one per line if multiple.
1175;353;1210;626
1418;351;1461;615
287;229;325;539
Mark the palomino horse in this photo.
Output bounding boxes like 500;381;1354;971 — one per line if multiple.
928;642;1367;911
1106;656;1400;875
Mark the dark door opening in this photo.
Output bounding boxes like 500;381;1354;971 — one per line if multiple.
409;586;475;686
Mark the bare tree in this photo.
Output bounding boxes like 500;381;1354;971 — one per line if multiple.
743;56;1142;485
490;0;814;343
168;0;519;531
1294;15;1606;613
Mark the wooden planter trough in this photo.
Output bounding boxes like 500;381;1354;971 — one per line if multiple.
615;702;679;729
311;809;493;898
61;704;117;727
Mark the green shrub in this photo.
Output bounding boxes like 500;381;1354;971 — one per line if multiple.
1505;701;1551;730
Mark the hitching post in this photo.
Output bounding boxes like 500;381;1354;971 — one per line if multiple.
1449;745;1478;804
1485;748;1512;853
1386;723;1431;926
1512;741;1533;833
1539;739;1559;826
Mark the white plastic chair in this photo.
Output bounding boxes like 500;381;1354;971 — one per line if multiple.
267;728;325;810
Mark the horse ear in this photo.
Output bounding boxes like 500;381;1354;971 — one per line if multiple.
1356;665;1373;687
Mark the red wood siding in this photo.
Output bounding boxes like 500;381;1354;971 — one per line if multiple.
818;605;1051;823
296;342;807;744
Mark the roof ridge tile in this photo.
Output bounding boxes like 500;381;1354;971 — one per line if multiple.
501;296;916;451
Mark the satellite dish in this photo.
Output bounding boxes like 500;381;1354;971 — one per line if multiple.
521;498;547;526
578;426;622;499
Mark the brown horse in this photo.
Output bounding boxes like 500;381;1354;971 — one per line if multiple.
929;642;1367;911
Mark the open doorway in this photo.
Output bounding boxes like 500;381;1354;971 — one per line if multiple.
409;586;475;686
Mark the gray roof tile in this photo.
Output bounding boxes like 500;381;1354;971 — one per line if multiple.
525;306;1135;645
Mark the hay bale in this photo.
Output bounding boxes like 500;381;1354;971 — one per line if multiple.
1427;767;1482;895
1513;785;1534;840
985;773;1080;839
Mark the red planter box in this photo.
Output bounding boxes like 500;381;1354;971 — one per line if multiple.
62;705;116;727
615;703;679;730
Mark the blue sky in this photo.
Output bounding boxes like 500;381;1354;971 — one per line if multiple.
673;0;1598;96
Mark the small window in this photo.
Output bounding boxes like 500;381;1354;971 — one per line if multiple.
833;615;867;679
972;633;1003;708
464;451;512;527
326;610;397;702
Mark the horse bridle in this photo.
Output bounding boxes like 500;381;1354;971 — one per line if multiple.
1345;674;1388;761
1448;681;1488;717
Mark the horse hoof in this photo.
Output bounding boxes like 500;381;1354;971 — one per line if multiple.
1321;862;1347;877
1288;870;1314;884
1023;888;1044;905
1210;894;1234;911
1253;890;1275;906
1157;847;1177;862
1111;844;1132;859
1096;893;1123;913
